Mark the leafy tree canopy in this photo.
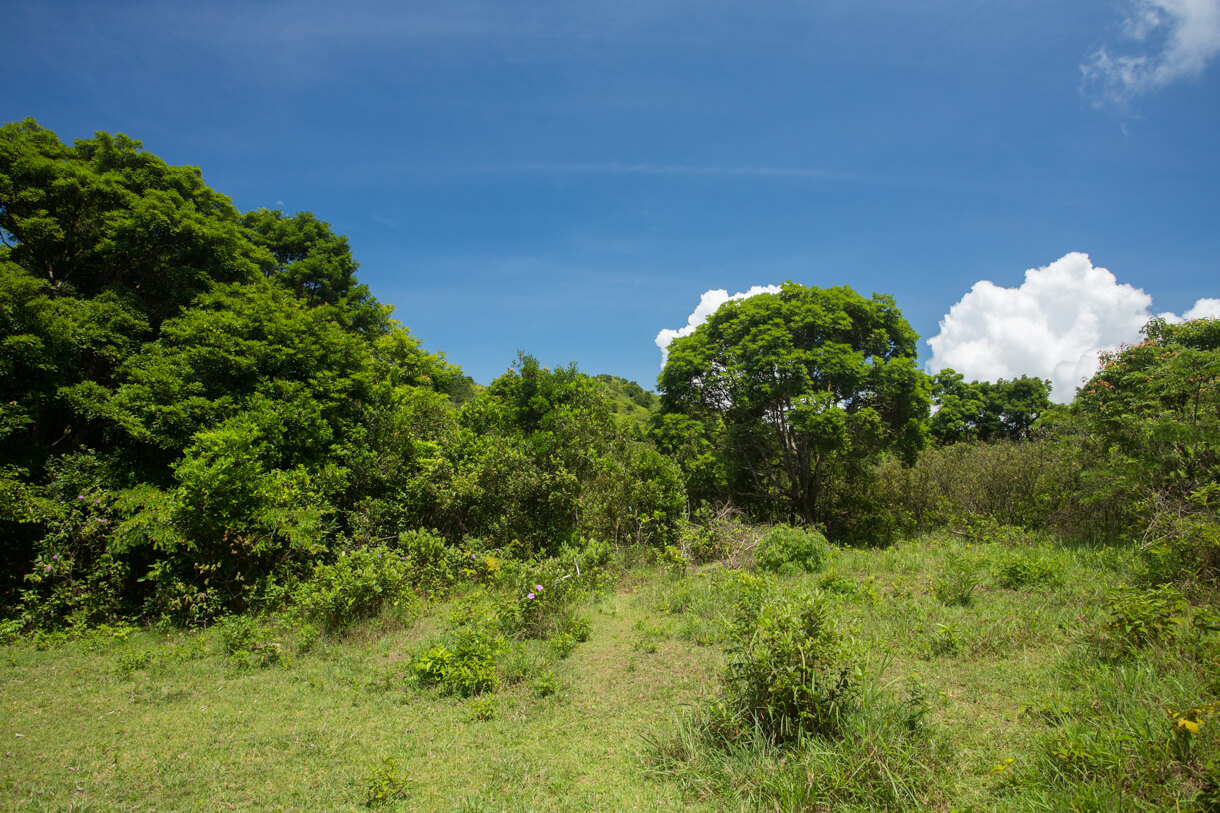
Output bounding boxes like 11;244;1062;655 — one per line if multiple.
1075;317;1220;502
658;282;929;538
929;370;1051;445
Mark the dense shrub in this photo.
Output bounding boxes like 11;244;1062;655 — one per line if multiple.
1136;491;1220;589
292;544;417;631
214;615;283;669
753;526;830;575
409;623;503;697
722;594;858;744
874;437;1138;545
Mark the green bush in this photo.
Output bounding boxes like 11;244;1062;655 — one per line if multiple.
496;547;604;639
293;544;417;632
753;526;830;576
722;593;857;744
548;631;577;659
409;624;502;697
874;438;1122;542
1102;585;1185;656
214;615;283;669
397;529;465;593
363;757;411;808
1136;495;1220;588
993;551;1062;589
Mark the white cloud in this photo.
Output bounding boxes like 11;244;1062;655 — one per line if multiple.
927;252;1218;403
1082;0;1220;106
655;284;781;366
1184;297;1220;319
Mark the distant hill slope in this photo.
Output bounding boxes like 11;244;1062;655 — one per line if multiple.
592;374;660;435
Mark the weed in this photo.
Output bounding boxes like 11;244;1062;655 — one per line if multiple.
933;551;981;606
548;631;577;659
410;624;501;697
532;669;558;697
363;757;412;808
993;551;1063;589
557;611;591;642
215;615;284;669
496;642;540;686
818;572;881;605
900;673;932;733
632;618;667;653
928;623;959;657
114;647;154;676
467;696;498;721
1101;584;1184;656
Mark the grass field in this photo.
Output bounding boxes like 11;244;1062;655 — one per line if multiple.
3;532;1217;811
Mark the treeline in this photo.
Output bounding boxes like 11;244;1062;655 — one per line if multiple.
0;120;680;627
2;119;1217;630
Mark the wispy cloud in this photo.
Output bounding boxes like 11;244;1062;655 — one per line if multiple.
1082;0;1220;106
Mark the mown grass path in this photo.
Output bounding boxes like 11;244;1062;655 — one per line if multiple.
0;586;721;812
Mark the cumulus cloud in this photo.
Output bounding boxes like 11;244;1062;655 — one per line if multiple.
1184;297;1220;319
655;284;781;366
927;252;1218;403
1082;0;1220;106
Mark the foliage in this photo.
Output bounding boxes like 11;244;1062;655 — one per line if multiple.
395;528;466;594
1101;584;1185;656
875;437;1097;538
3;121;679;629
721;593;858;744
363;757;412;808
214;614;283;669
932;550;982;607
591;374;659;435
993;550;1063;590
410;623;502;697
292;544;419;632
446;354;684;554
929;369;1051;445
676;505;760;565
752;525;830;575
658;282;929;541
1073;317;1220;583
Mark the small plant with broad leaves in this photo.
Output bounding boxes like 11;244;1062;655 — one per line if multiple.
993;551;1062;590
1101;584;1184;656
215;615;283;669
363;757;411;808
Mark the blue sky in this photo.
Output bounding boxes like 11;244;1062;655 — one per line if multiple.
5;0;1218;398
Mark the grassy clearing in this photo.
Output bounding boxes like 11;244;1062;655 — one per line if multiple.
3;533;1219;811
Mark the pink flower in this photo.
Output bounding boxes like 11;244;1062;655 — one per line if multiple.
534;584;543;592
527;593;535;600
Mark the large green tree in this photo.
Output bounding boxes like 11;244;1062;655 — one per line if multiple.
1072;317;1220;583
929;370;1051;445
658;283;929;540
